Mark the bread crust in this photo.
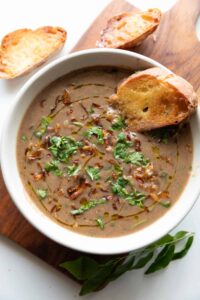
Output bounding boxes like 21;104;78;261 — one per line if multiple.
110;67;198;131
0;26;67;79
98;8;161;49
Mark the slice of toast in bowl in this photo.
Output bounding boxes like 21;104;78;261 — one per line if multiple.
0;26;67;79
110;67;198;131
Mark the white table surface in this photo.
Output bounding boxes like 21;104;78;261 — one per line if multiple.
0;1;200;299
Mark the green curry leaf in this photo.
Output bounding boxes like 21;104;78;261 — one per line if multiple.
172;235;194;260
108;254;135;281
59;231;194;296
60;256;99;281
145;244;175;274
80;261;117;296
131;251;154;269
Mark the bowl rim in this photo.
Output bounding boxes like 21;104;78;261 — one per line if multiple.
1;48;200;255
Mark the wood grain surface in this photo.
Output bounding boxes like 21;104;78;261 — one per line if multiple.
0;0;199;269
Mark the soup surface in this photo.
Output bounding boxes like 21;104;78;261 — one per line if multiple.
17;67;193;237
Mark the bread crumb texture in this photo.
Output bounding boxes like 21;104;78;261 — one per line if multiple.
110;67;198;131
99;8;161;49
0;26;67;79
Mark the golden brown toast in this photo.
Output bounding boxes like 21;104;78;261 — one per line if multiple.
98;8;161;49
110;67;198;131
0;26;67;79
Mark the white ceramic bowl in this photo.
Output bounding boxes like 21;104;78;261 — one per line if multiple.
1;48;200;255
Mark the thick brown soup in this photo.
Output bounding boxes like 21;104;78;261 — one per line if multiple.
17;67;193;237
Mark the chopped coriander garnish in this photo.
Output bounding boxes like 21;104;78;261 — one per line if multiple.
111;117;126;131
84;126;104;144
124;151;149;166
72;121;83;127
85;166;100;181
160;171;169;180
71;199;107;215
114;132;132;160
111;177;129;197
34;132;43;139
21;134;27;142
45;160;62;176
66;164;81;176
117;132;129;142
36;189;47;200
105;176;112;182
160;200;171;208
49;136;82;162
114;132;149;166
96;217;104;229
111;177;146;208
34;116;52;139
114;143;128;160
88;104;95;114
113;164;123;176
63;120;69;127
125;190;146;208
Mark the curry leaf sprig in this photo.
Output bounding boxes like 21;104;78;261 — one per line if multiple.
71;199;107;215
114;133;149;166
48;136;82;162
60;231;194;296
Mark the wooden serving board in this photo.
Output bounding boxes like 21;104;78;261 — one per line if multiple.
0;0;200;270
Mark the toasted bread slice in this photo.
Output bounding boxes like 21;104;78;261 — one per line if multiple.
0;26;67;79
110;67;198;131
98;8;161;49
